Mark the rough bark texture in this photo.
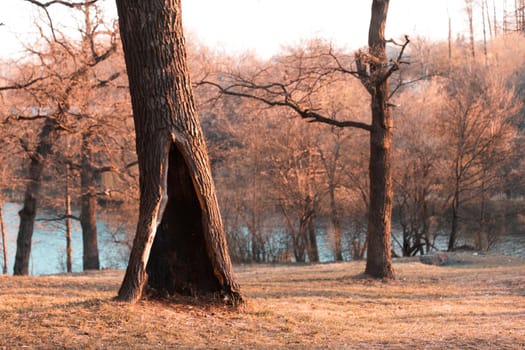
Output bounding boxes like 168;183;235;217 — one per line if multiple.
364;0;394;279
13;118;57;275
80;131;100;270
115;0;242;303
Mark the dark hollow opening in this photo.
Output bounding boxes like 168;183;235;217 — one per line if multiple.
146;143;221;296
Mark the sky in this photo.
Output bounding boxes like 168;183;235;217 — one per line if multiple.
0;0;473;60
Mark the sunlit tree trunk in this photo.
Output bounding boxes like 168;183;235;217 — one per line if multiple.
115;0;242;303
364;0;394;278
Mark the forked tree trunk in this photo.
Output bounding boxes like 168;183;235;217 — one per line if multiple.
13;118;57;275
115;0;242;303
80;131;100;270
364;0;394;279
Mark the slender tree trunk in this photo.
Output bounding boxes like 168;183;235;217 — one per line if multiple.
65;164;73;273
504;0;508;32
1;202;7;274
115;0;242;303
484;0;494;40
298;216;309;263
364;0;394;279
448;11;453;71
518;0;525;33
249;224;261;262
281;203;305;262
422;200;431;255
306;214;319;263
448;184;460;251
477;178;489;250
466;0;476;58
80;131;100;270
329;185;343;261
13;118;57;275
515;0;519;31
482;0;489;62
494;0;498;36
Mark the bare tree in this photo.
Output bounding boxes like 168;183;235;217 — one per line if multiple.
269;115;324;263
115;0;242;303
203;97;288;263
9;1;121;274
441;66;520;251
394;81;446;256
205;1;407;278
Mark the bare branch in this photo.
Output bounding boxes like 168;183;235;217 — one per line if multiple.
125;160;138;169
379;35;411;84
94;165;116;174
327;48;361;78
24;0;101;56
93;72;121;88
201;80;372;131
37;214;80;222
0;76;48;91
388;74;436;99
3;115;48;123
23;0;98;9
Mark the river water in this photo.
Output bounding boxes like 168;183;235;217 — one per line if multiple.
1;202;129;275
1;202;524;275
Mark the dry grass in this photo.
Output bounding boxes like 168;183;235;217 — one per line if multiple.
0;253;524;349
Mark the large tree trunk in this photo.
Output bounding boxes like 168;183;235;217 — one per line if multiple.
364;0;394;279
80;131;100;270
13;118;57;275
115;0;242;304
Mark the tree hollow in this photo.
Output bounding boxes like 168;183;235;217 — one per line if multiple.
146;143;221;296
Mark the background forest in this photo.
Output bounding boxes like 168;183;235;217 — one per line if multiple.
0;0;524;274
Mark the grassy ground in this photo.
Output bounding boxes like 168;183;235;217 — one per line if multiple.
0;253;524;349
